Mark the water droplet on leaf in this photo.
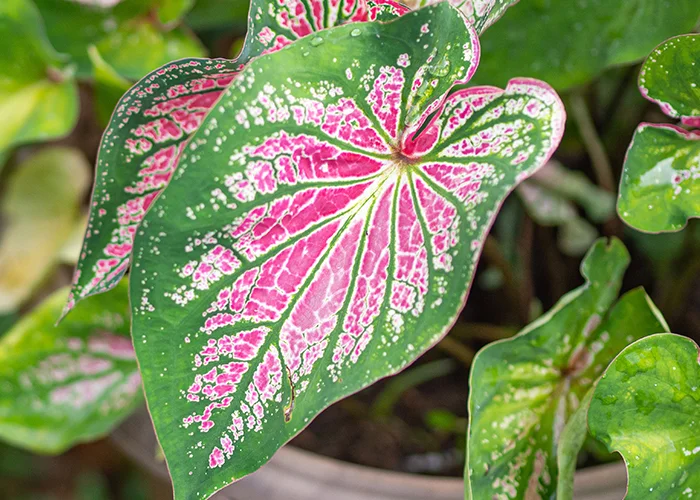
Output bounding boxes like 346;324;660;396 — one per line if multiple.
351;28;362;37
311;37;323;46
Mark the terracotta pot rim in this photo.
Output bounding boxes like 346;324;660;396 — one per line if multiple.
112;410;627;500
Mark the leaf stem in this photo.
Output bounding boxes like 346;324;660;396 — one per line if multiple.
569;91;616;192
436;336;476;367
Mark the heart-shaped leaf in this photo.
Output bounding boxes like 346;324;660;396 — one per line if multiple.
0;281;141;454
63;0;409;316
0;0;79;156
465;238;669;500
618;34;700;233
127;3;564;498
471;0;700;90
589;333;700;499
0;148;91;313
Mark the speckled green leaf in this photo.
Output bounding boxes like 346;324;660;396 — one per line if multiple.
0;0;78;155
618;34;700;233
412;0;520;34
0;148;90;313
0;282;142;455
639;35;700;127
128;3;565;498
472;0;700;90
589;333;700;500
465;238;669;500
63;0;410;316
619;124;700;233
556;387;594;500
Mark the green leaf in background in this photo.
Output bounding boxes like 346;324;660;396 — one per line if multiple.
0;0;78;156
94;20;206;81
0;281;142;455
639;34;700;127
0;314;16;337
154;0;195;26
34;0;205;80
465;238;669;500
472;0;700;90
185;0;249;32
63;0;410;315
128;3;564;497
88;46;131;127
619;124;700;233
618;34;700;233
0;148;90;313
589;333;700;500
517;161;615;256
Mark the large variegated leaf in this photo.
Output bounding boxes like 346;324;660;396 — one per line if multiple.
618;35;700;233
0;282;142;454
465;238;669;500
589;333;700;500
63;0;410;317
129;4;564;498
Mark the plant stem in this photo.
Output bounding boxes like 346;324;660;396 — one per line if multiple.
569;91;616;193
436;336;476;367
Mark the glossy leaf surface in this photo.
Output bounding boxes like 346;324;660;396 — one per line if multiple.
619;124;700;233
0;0;78;155
589;333;700;500
129;4;564;498
0;148;90;313
639;35;700;127
472;0;700;90
0;282;141;454
618;34;700;233
465;239;668;500
415;0;520;34
65;0;409;315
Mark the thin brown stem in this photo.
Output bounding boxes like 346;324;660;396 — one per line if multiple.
569;91;616;193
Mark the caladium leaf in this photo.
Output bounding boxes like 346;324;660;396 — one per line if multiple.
0;0;78;156
472;0;700;90
0;148;91;313
64;0;410;316
416;0;520;34
618;35;700;233
589;333;700;500
465;238;669;500
0;281;142;454
639;34;700;127
127;3;564;498
619;124;700;233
